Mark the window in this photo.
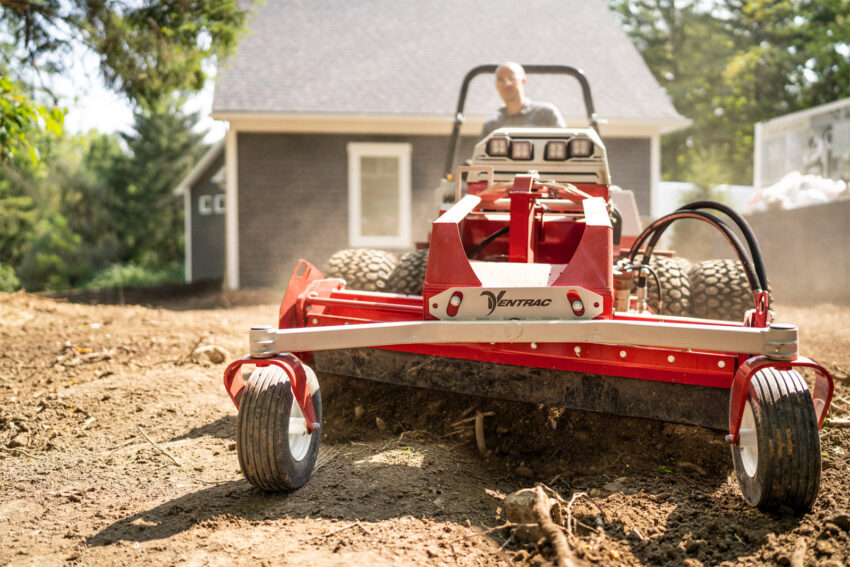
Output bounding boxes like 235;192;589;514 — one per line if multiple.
347;142;412;248
213;194;226;214
199;195;213;215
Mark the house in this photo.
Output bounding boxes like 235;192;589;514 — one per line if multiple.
180;0;689;289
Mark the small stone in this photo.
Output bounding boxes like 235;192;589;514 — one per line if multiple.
685;539;703;554
816;539;836;555
354;405;365;420
589;488;602;497
515;466;533;478
375;417;387;430
8;433;28;448
504;488;547;542
828;513;850;531
191;345;230;364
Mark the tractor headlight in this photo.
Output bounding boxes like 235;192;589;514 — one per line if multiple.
487;136;510;157
545;140;568;161
568;137;594;158
510;140;533;161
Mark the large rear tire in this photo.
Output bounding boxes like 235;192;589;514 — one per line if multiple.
731;368;820;513
688;258;753;321
386;249;428;295
237;365;322;491
322;248;397;292
639;256;691;316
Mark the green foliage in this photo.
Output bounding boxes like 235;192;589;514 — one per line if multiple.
84;262;183;289
1;0;255;107
609;0;850;184
0;108;202;291
17;213;88;291
109;99;207;268
0;262;20;292
0;76;64;164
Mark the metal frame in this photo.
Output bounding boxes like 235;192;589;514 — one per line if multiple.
249;319;798;361
443;64;599;177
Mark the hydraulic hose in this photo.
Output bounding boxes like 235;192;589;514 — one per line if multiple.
676;201;768;292
628;210;764;299
468;226;509;258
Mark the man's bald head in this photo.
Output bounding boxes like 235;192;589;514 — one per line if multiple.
495;62;527;113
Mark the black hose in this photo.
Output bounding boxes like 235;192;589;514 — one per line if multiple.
628;210;763;298
676;201;768;292
468;226;509;258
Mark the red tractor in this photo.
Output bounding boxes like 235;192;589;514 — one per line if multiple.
222;65;833;513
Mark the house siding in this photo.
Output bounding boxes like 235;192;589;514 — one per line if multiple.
237;132;650;288
190;153;226;282
605;138;651;214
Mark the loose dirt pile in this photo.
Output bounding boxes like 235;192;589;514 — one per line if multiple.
1;291;848;566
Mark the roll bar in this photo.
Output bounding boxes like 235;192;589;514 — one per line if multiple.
443;64;599;178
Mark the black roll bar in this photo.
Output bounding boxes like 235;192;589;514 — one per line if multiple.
443;64;599;178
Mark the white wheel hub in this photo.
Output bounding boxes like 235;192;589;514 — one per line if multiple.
288;365;319;462
288;398;311;461
738;400;758;477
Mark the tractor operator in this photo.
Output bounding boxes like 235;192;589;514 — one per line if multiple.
480;62;566;139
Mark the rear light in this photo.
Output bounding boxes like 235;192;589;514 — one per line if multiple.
568;137;594;158
510;140;533;160
545;140;568;161
487;136;510;156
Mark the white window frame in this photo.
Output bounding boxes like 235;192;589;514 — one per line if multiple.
213;193;226;214
346;142;412;248
198;195;213;215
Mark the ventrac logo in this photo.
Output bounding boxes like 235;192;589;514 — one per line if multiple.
480;290;552;316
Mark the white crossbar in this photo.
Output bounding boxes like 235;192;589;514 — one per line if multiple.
250;319;797;361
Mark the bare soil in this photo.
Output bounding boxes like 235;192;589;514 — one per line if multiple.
1;290;849;566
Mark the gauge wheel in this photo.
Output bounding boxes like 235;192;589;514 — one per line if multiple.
237;364;322;491
731;367;820;513
322;248;398;292
386;248;428;295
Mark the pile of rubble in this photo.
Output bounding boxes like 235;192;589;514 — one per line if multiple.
745;171;849;213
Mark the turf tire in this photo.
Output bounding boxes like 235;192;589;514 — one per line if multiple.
731;368;820;513
688;258;754;321
237;365;322;491
637;256;691;316
386;249;429;295
321;248;397;292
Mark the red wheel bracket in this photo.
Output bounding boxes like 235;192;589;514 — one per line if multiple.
728;355;834;443
223;353;319;432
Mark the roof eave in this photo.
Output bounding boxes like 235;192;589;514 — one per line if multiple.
173;138;226;196
210;111;692;137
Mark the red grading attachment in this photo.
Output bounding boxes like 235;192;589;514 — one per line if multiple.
222;65;833;514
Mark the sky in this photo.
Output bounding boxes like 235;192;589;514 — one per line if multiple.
53;48;226;143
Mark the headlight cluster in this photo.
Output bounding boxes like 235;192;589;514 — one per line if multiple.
486;136;595;161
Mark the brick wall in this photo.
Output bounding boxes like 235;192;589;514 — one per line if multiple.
236;132;650;288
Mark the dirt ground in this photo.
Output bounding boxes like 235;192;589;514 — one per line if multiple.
1;290;849;566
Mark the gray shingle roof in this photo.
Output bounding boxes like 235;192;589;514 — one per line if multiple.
213;0;687;125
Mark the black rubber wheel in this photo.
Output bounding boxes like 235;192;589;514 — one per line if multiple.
386;249;428;295
688;258;754;321
237;365;322;491
731;368;820;513
321;248;397;292
636;256;691;316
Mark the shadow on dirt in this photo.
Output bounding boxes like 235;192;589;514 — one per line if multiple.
168;416;236;442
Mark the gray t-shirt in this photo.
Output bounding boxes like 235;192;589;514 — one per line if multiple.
480;99;566;139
